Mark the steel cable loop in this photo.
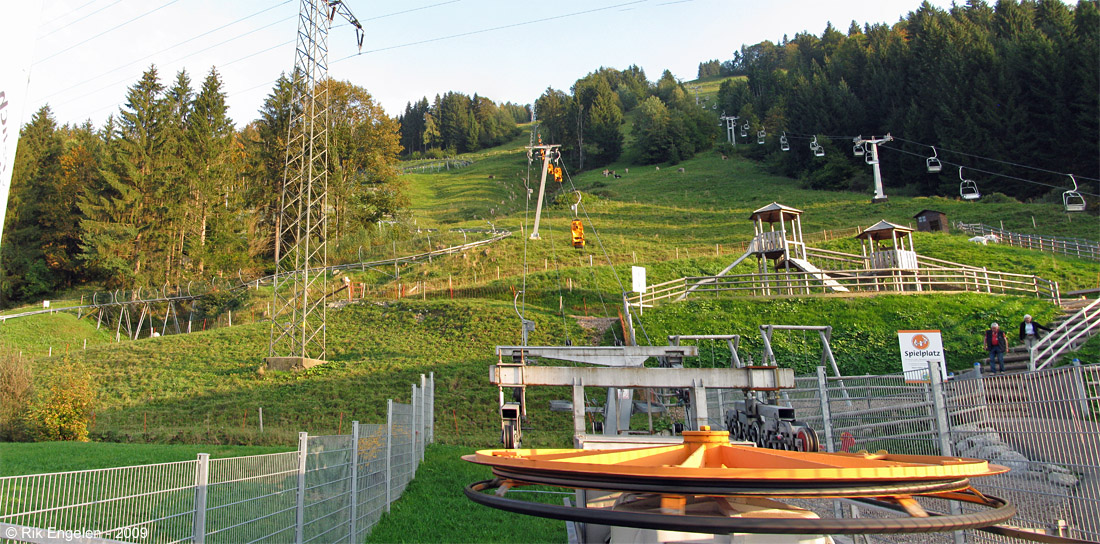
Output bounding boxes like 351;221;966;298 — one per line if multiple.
486;466;974;496
465;479;1016;535
559;164;652;345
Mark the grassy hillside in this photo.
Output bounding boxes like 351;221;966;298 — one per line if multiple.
5;139;1097;452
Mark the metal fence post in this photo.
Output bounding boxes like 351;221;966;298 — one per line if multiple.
420;374;428;457
929;361;953;457
411;384;419;473
348;421;359;543
295;432;308;544
928;361;965;544
192;453;209;544
385;399;393;513
428;372;435;444
815;366;835;452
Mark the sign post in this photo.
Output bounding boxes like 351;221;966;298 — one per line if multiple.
897;330;947;383
631;266;646;315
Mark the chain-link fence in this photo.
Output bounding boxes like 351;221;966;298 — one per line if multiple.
0;374;434;544
710;364;1100;542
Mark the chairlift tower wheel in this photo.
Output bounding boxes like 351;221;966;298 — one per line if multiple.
464;427;1016;535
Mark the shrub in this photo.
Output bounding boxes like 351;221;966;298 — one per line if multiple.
0;349;34;440
26;361;97;442
195;289;251;320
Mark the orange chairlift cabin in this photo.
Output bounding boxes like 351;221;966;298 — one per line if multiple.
569;192;585;249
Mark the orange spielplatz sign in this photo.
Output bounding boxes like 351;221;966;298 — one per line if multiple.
897;330;948;383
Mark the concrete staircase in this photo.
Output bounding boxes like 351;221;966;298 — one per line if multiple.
989;302;1091;374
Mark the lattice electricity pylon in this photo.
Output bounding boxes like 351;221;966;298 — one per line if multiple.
268;0;363;363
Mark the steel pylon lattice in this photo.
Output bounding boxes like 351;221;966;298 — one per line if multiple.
269;0;363;361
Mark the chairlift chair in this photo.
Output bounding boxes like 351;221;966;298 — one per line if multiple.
926;146;942;174
780;133;790;152
810;136;825;157
757;129;766;145
740;122;749;138
958;167;980;200
864;143;876;165
852;137;864;157
1063;174;1087;212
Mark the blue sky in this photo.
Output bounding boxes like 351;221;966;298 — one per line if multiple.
28;0;962;127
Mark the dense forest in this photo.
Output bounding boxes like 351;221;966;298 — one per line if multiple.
397;93;529;157
709;0;1099;198
0;67;411;304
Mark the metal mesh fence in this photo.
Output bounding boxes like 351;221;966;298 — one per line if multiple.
945;366;1100;542
769;365;1100;543
0;374;434;544
0;460;197;543
204;452;298;544
388;402;416;501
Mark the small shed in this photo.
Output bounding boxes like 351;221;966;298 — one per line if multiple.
913;210;948;233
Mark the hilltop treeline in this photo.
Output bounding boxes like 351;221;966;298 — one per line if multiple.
397;93;529;157
1;68;404;305
537;67;718;169
713;0;1099;199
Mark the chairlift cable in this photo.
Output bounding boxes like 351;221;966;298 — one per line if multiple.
544;187;572;345
559;164;652;346
879;146;1099;198
891;136;1100;183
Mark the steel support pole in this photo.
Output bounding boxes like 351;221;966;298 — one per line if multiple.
815;367;835;452
385;399;393;512
295;432;308;544
348;421;359;542
192;453;209;544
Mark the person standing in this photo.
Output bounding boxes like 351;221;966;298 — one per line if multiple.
1019;314;1052;352
985;322;1008;374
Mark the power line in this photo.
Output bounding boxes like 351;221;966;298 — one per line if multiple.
48;18;295;111
41;2;294;103
40;0;125;38
363;0;461;21
35;0;184;65
43;0;463;121
333;0;650;62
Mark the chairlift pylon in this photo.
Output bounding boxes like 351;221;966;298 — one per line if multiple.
959;166;980;201
780;132;790;152
926;146;942;174
1063;174;1087;212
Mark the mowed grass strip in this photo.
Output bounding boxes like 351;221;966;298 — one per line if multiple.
365;444;567;544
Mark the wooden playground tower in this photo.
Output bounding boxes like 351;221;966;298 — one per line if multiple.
856;219;923;292
747;203;849;296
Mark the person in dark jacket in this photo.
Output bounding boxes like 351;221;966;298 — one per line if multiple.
1019;314;1052;352
984;322;1008;373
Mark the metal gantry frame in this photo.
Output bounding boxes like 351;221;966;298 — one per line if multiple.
269;0;364;363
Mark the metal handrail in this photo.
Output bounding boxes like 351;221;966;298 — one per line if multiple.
1029;298;1100;371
